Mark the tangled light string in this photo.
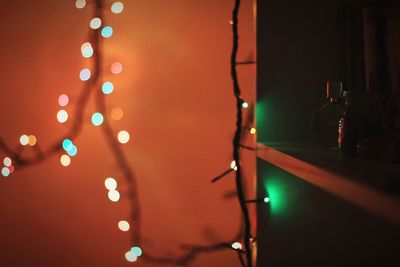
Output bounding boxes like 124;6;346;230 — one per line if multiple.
0;0;264;266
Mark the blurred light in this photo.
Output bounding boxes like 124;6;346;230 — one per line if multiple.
8;165;14;174
117;130;130;144
111;62;123;74
28;135;37;146
20;135;29;146
264;197;270;203
81;42;94;58
3;157;12;167
242;102;249;108
79;68;91;81
91;112;104;126
62;139;73;151
102;82;114;94
90;17;102;29
230;160;238;171
118;220;130;232
130;246;143;257
111;107;123;121
1;167;10;177
67;145;78;157
58;94;69;107
250;128;257;135
108;190;120;202
101;26;113;38
229;20;234;25
111;2;124;14
75;0;86;9
57;110;69;123
125;251;137;262
60;155;71;167
104;177;117;190
231;242;242;250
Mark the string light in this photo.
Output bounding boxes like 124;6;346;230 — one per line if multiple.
125;251;138;262
58;94;69;107
75;0;86;9
1;167;10;177
19;134;29;146
28;135;37;146
264;197;270;203
108;190;120;202
111;62;123;74
111;2;124;14
60;155;71;167
104;177;117;190
81;42;94;58
3;157;12;167
250;128;256;135
102;82;114;95
62;139;73;151
231;242;243;250
101;26;113;38
91;112;104;126
130;246;143;257
66;145;78;157
90;18;102;29
79;68;91;81
242;102;249;109
230;160;238;171
57;110;69;123
118;220;130;232
117;130;130;144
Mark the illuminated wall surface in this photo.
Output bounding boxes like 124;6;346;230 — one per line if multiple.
0;1;256;266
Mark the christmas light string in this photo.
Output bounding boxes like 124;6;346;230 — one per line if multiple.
0;0;264;266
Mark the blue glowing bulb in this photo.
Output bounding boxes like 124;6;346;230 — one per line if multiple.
91;112;104;126
67;145;78;157
102;82;114;94
62;139;73;151
101;26;113;38
130;246;143;257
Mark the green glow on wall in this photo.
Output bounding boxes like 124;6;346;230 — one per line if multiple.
264;178;288;215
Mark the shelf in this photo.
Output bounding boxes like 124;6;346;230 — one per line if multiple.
256;143;400;225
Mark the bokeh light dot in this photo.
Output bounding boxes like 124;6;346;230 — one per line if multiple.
81;42;94;58
104;177;117;190
118;130;130;144
130;247;143;257
101;26;113;38
111;107;123;121
58;94;69;107
8;165;14;174
90;17;102;29
125;251;137;262
1;167;10;177
57;110;69;123
108;190;120;202
20;135;29;146
231;242;243;250
75;0;86;9
91;112;104;126
250;128;257;134
79;68;91;81
111;62;123;74
3;157;12;167
242;102;249;108
111;2;124;14
28;135;37;146
118;220;130;232
60;155;71;167
67;145;78;157
62;139;73;151
102;82;114;94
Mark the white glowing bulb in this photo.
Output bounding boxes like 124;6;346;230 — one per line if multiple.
104;177;117;190
1;167;10;177
57;110;69;123
118;220;130;232
231;242;243;250
75;0;86;9
242;102;249;108
250;128;257;135
81;42;93;58
117;130;130;144
111;2;124;14
20;135;29;146
230;160;238;171
108;190;120;202
89;17;102;29
264;197;270;203
60;155;71;167
3;157;12;167
125;251;138;262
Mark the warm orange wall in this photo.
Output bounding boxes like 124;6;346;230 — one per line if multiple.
0;1;256;266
